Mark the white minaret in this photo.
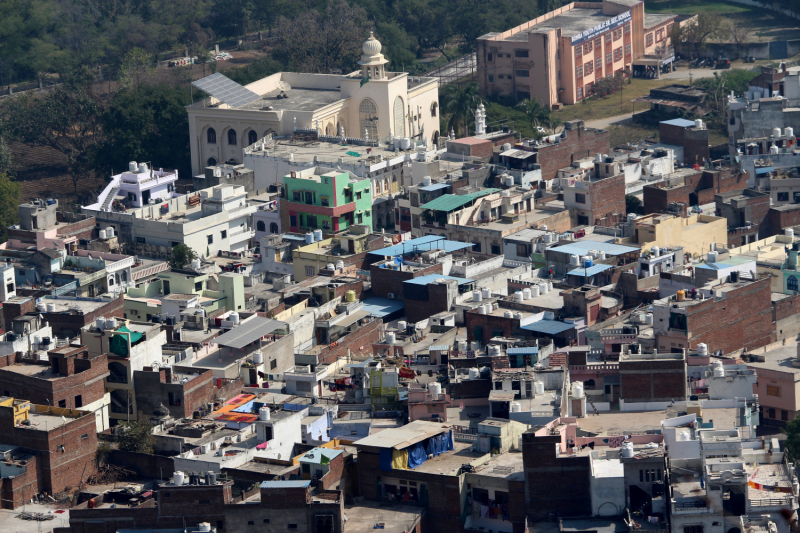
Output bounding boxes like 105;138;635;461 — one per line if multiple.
475;102;486;135
357;32;389;81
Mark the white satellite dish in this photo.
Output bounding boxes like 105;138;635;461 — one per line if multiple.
277;81;291;92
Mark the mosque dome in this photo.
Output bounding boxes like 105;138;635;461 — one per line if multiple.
362;32;382;56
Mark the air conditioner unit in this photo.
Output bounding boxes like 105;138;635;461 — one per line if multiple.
387;293;395;299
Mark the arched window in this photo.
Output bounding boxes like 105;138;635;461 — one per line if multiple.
228;129;237;145
394;96;405;137
431;102;438;117
207;157;217;166
432;130;440;147
256;220;266;232
789;275;799;292
359;99;378;140
270;222;279;233
207;128;216;144
248;130;258;145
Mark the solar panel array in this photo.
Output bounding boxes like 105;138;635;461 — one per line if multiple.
192;72;261;108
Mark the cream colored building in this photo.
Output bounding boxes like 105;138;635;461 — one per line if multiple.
187;33;440;175
632;213;727;258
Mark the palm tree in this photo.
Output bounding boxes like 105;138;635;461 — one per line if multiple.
441;82;479;137
545;115;562;134
517;98;551;136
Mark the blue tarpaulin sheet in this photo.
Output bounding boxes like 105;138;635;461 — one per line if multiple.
380;448;393;471
407;442;427;469
426;433;449;457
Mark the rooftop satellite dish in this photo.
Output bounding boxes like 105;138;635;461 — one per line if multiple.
277;81;291;92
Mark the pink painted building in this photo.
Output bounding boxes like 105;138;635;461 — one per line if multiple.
407;382;449;422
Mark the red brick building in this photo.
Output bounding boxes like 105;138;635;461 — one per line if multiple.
521;121;611;183
618;345;687;402
133;367;217;421
642;166;749;215
715;189;771;247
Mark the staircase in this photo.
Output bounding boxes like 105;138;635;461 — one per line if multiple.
101;184;120;211
587;396;600;416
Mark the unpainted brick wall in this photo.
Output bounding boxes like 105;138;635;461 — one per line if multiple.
522;431;591;516
319;319;383;365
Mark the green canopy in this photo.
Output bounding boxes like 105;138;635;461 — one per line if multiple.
109;326;143;356
345;151;361;157
320;454;330;465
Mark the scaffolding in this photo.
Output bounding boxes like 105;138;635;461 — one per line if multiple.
421;53;476;86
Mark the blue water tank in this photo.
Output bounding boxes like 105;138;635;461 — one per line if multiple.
583;258;594;268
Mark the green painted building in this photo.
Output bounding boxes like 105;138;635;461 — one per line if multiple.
283;167;372;235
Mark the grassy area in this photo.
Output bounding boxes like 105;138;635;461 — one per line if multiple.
646;0;800;42
608;123;658;148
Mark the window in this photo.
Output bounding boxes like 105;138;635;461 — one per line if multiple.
269;222;278;233
293;191;301;201
75;395;82;408
431;102;438;116
488;74;494;83
248;521;255;526
58;400;66;408
669;313;687;331
257;221;266;232
305;266;315;277
207;128;216;144
778;192;789;201
576;65;583;78
270;359;277;370
606;52;612;64
585;61;593;75
624;23;630;34
625;44;631;56
394;96;405;137
595;37;602;49
515;49;529;58
472;241;482;253
357;213;363;223
596;58;602;70
789;275;799;291
575;46;582;58
605;32;612;43
488;53;493;61
656;28;664;42
322;220;330;230
359;98;379;140
136;236;146;244
646;33;654;46
782;410;789;421
321;196;330;207
684;526;703;533
575;193;586;203
227;129;237;145
207;234;213;245
81;433;88;440
584;41;592;54
517;244;530;257
288;525;298;529
614;47;623;61
221;230;227;239
356;191;362;200
491;244;501;255
768;408;776;419
263;519;270;524
306;216;317;229
195;282;203;291
613;28;622;40
577;87;583;99
248;130;258;145
199;499;211;505
290;215;297;227
515;69;530;78
767;385;781;397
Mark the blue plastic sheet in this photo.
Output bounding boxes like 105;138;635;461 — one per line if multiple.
407;442;427;469
447;430;454;451
426;433;449;457
380;448;393;471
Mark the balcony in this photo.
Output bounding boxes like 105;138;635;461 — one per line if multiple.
287;201;356;217
228;226;255;242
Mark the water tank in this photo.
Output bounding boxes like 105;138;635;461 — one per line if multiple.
206;472;217;486
589;250;599;259
628;213;638;223
468;368;480;380
129;161;138;172
477;305;487;315
595;153;603;162
198;523;212;533
504;311;513;318
138;162;148;173
481;287;491;299
620;442;635;458
599;251;606;260
346;290;356;302
787;228;795;239
46;303;55;313
488;345;501;357
645;313;653;325
651;246;660;257
229;311;240;325
336;260;345;270
569;254;580;267
33;335;41;345
522;288;532;300
106;317;117;329
713;362;725;378
386;331;396;344
513;312;523;320
540;282;549;294
191;259;201;270
470;341;480;351
36;303;46;312
99;229;108;240
473;291;483;302
676;290;685;302
304;232;314;244
458;340;468;352
639;312;647;324
173;471;185;485
534;381;545;395
259;407;271;421
540;225;547;231
422;176;432;187
398;320;407;331
501;190;511;197
313;229;323;242
504;175;514;187
543;311;555;320
582;258;594;268
401;137;411;150
513;291;524;302
428;382;442;398
697;343;708;356
676;430;691;441
543;233;553;243
511;402;522;413
774;127;782;138
707;251;718;263
572;382;584;398
770;144;779;155
96;317;105;330
531;285;540;297
695;119;704;129
106;227;114;238
252;351;264;364
787;127;795;138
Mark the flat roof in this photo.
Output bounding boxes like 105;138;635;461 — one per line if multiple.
508;7;611;39
354;419;451;450
520;320;576;335
359;297;406;318
369;235;474;257
746;344;800;374
551;241;639;257
260;480;310;489
695;256;756;270
212;317;286;349
418;183;450;192
419;189;501;212
661;118;697;128
343;501;423;533
567;263;614;277
297;447;344;464
404;274;475;286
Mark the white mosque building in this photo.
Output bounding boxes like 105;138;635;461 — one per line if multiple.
187;32;441;175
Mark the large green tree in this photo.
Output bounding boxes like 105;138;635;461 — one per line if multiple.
0;172;21;242
441;82;479;137
116;420;155;454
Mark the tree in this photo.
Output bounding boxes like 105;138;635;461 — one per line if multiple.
517;98;551;134
0;136;12;175
782;416;800;461
118;47;154;90
116;420;155;454
0;173;21;242
729;20;752;59
625;194;641;215
441;82;479;137
169;244;197;269
680;13;724;57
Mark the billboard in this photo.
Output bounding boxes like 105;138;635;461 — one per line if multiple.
571;11;631;47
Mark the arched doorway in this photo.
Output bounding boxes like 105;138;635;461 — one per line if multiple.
256;221;266;232
394;96;405;136
207;157;217;167
270;223;279;233
432;130;440;146
248;130;258;145
723;487;746;516
359;98;378;139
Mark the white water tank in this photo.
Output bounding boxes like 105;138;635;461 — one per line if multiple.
500;190;511;198
513;291;524;302
470;341;480;351
504;175;514;187
99;229;108;240
336;260;345;270
398;321;407;331
129;161;138;172
787;127;795;138
540;282;549;295
473;291;483;302
46;303;55;313
774;127;782;138
543;311;555;320
106;317;117;329
707;251;718;263
313;229;323;242
173;471;185;485
326;263;335;270
787;228;795;239
304;232;314;244
36;302;46;312
488;345;502;357
191;259;201;269
428;382;442;398
572;382;584;398
96;317;105;330
386;331;396;344
422;176;432;186
534;381;545;395
33;335;41;345
401;137;411;150
252;351;264;364
198;523;211;533
599;251;606;260
628;213;638;223
770;144;779;155
645;313;653;325
513;312;523;320
468;368;480;380
259;407;270;421
676;430;691;441
477;305;487;315
695;119;704;130
595;153;603;162
458;340;468;352
522;288;532;300
569;254;580;266
106;227;114;238
531;285;540;297
541;225;547;231
638;312;647;324
651;246;660;257
481;287;491;299
511;402;522;413
504;311;514;318
697;343;708;356
138;162;148;173
543;232;553;243
712;360;724;377
229;311;240;325
620;442;635;458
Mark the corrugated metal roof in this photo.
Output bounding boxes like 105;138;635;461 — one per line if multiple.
419;188;501;211
368;235;474;257
429;345;451;351
260;480;311;488
661;118;697;127
418;183;450;192
507;347;539;355
520;320;576;335
404;274;475;286
695;256;756;270
213;317;286;349
566;263;615;277
550;241;639;257
354;420;451;449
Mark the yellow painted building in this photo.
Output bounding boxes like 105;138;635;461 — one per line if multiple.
292;226;378;281
633;213;727;258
